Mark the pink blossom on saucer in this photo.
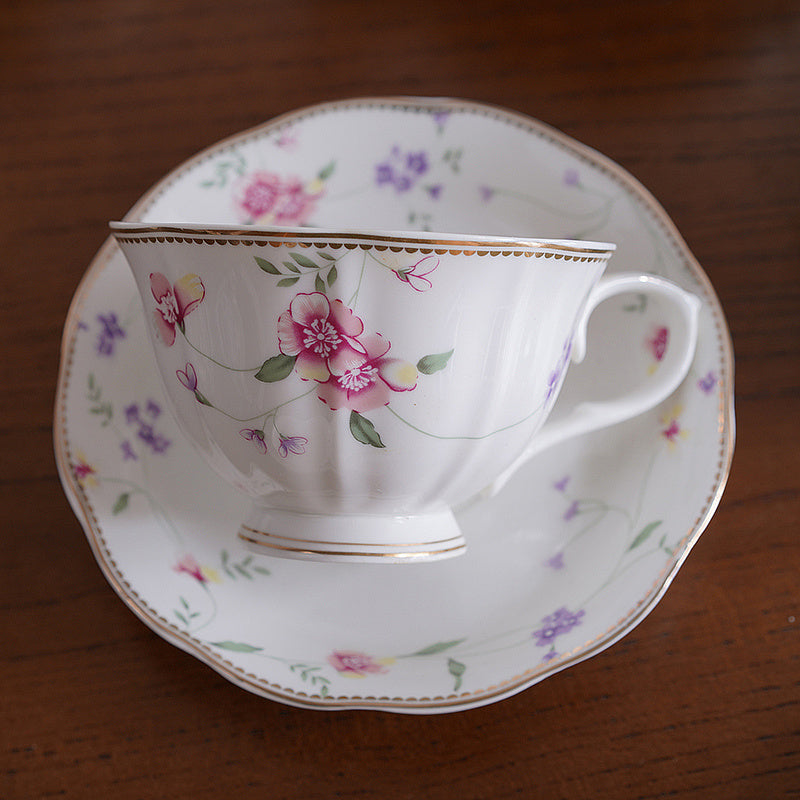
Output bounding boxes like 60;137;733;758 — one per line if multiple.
327;651;390;678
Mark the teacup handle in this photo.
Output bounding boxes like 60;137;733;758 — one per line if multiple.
485;273;701;497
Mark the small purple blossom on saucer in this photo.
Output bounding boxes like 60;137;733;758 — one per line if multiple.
698;370;718;394
95;312;126;356
563;167;580;187
563;500;580;521
544;551;565;570
553;475;570;493
121;440;137;461
532;607;585;648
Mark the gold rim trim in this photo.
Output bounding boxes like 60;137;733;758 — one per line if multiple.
238;532;466;559
239;523;465;549
54;97;736;712
111;226;613;260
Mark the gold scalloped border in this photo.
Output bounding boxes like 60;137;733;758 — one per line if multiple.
54;97;735;713
111;229;611;262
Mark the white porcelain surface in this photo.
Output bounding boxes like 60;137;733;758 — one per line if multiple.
55;98;733;712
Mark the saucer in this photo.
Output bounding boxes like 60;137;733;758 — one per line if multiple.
55;98;734;713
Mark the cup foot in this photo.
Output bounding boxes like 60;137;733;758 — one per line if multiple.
237;506;466;564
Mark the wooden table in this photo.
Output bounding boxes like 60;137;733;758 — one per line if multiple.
2;0;798;796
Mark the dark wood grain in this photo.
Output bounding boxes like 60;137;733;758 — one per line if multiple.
2;0;798;797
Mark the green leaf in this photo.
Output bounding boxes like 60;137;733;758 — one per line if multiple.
448;658;466;691
210;641;263;653
254;354;297;382
317;160;336;181
314;273;326;294
282;260;301;273
349;411;385;448
254;256;281;275
407;638;466;657
628;520;662;551
112;493;130;515
174;611;188;626
317;251;335;261
194;390;213;407
277;276;300;288
327;265;338;286
290;251;318;269
417;349;454;375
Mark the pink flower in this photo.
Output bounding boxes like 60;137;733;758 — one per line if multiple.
277;293;366;382
73;453;98;488
174;554;207;584
660;405;687;447
234;171;321;225
647;326;669;362
327;651;389;678
394;254;439;292
150;272;205;347
316;331;418;413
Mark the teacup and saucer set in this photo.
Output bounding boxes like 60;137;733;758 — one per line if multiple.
55;98;734;713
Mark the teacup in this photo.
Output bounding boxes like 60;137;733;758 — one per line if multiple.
111;222;700;563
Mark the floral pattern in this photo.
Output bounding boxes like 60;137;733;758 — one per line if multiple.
233;171;320;225
375;146;430;192
61;102;729;710
327;651;392;678
532;607;586;662
277;292;366;382
150;272;205;347
167;258;451;450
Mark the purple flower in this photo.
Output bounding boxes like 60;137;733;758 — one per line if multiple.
478;185;494;202
563;168;580;187
176;363;198;392
405;151;428;175
432;111;450;131
374;146;430;193
393;174;412;192
121;440;138;461
553;475;570;492
698;371;718;394
95;312;126;356
563;500;580;521
137;424;170;454
240;428;267;454
375;162;395;186
124;400;170;454
546;339;573;403
542;649;559;662
278;435;309;457
427;184;443;200
532;607;585;647
545;551;565;570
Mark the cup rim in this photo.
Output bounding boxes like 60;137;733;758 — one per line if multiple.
109;221;616;257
